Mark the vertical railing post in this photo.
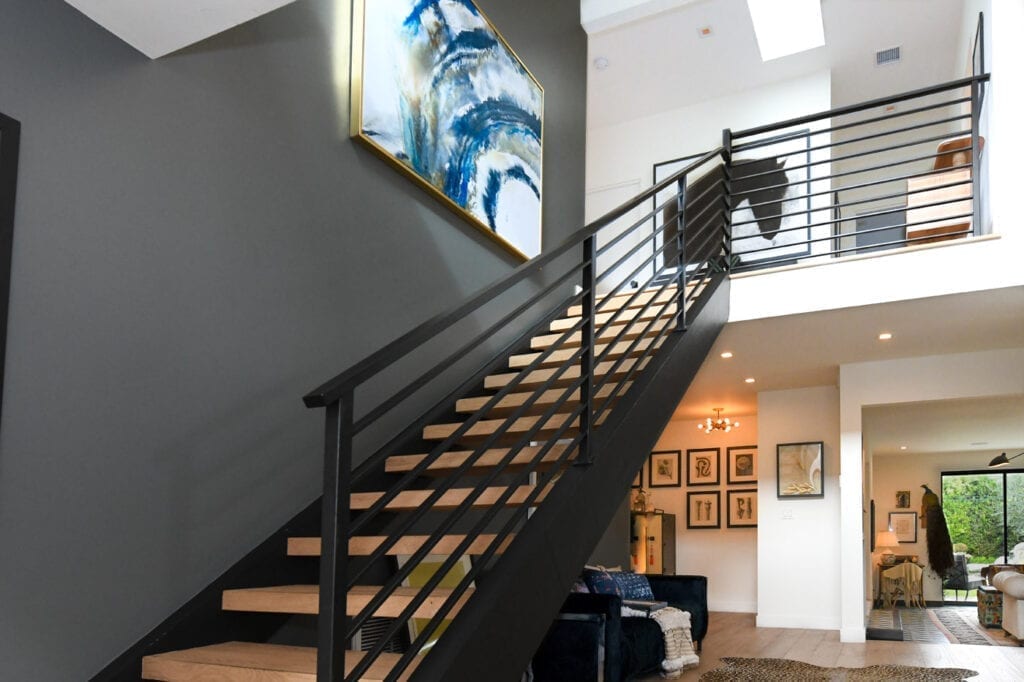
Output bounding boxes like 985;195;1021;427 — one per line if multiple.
720;128;734;272
674;175;689;331
317;393;354;682
970;75;982;237
577;235;596;466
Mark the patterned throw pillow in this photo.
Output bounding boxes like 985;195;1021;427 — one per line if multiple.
581;567;623;597
611;571;655;600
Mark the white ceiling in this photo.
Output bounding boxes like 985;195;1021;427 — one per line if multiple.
864;396;1024;458
65;0;296;58
675;285;1024;422
587;0;968;129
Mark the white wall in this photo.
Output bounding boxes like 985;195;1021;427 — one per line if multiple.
580;0;698;34
756;386;841;629
586;71;832;194
838;348;1024;641
872;449;1004;602
650;416;759;613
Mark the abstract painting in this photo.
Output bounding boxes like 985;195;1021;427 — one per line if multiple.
776;441;824;498
353;0;544;260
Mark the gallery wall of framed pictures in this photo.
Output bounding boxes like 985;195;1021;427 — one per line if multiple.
631;442;760;530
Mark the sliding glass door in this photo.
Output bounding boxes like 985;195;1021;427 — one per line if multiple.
941;469;1024;603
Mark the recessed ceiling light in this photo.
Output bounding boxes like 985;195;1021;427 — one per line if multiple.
747;0;825;62
593;56;610;71
744;377;756;384
878;332;893;340
900;445;908;451
720;351;734;359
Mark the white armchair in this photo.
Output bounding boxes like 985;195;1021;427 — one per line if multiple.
992;571;1024;638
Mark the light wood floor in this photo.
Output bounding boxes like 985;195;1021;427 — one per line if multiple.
637;611;1024;681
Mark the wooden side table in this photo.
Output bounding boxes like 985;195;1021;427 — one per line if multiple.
978;585;1002;628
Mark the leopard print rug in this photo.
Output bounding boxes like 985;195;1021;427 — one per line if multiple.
699;657;977;681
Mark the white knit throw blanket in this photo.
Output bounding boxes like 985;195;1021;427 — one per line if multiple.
650;607;699;678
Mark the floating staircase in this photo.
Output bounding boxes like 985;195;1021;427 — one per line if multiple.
133;148;731;682
141;287;707;681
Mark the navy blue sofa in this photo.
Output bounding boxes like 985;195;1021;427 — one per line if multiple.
532;574;708;682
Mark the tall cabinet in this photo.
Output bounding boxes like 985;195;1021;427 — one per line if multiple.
629;512;676;575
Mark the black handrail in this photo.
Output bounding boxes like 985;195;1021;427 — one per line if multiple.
302;146;723;409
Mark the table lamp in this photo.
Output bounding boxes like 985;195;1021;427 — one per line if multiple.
876;530;900;564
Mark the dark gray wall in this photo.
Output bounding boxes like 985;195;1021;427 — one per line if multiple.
0;1;585;678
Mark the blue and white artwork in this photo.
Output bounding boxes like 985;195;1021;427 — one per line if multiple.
356;0;544;259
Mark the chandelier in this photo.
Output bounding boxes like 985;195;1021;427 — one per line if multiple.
698;408;739;433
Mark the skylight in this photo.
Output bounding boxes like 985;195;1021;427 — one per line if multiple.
747;0;825;62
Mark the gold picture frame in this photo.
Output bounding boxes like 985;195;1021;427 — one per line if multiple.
352;0;544;261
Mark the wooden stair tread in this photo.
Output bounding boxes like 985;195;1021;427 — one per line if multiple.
288;534;507;556
421;412;609;444
566;287;678;317
549;302;676;332
483;357;649;391
509;336;662;369
142;642;416;681
455;382;631;417
222;585;474;618
350;484;549;512
530;316;672;350
387;444;571;474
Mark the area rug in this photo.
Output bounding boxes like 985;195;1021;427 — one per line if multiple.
930;608;998;646
699;657;978;681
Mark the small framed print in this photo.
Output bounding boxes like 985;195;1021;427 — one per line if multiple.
632;467;643;489
686;448;720;486
649;450;681;487
895;490;911;508
727;489;758;528
889;511;918;543
726;445;757;484
687;491;721;529
776;441;824;498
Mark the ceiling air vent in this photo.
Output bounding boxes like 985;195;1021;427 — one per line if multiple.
875;46;901;66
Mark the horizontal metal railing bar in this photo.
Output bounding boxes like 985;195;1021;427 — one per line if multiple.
594;217;678;287
732;193;973;244
345;292;614;622
390;424;587;680
739;161;973;212
591;276;689;421
734;128;971;182
731;74;987;141
343;290;583;491
596;163;722;261
308;150;718;409
734;175;973;229
359;408;588;680
349;263;584;435
732;96;973;153
587;148;724;233
741;113;972;163
731;152;972;201
655;174;726;235
732;226;974;271
345;353;591;639
345;310;590;541
346;213;679;544
734;212;974;260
